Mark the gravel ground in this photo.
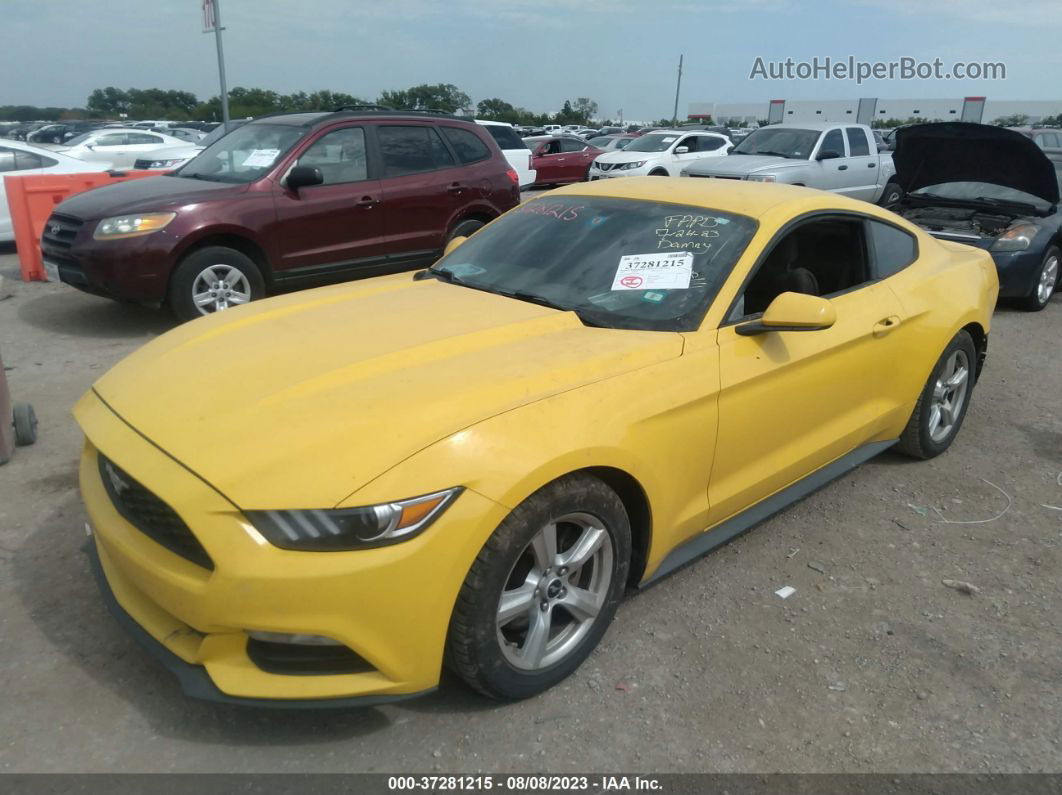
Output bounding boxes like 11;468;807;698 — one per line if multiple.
0;243;1060;774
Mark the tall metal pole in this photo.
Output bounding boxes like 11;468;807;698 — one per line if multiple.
212;0;230;125
671;54;683;127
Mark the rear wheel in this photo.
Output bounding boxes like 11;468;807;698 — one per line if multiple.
896;330;976;459
446;474;631;700
169;246;265;323
1016;246;1059;312
448;219;485;243
13;403;37;446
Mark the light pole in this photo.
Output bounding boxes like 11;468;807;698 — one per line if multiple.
671;54;683;127
204;0;230;125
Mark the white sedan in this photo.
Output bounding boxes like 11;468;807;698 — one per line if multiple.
56;128;186;170
0;140;111;242
589;130;732;179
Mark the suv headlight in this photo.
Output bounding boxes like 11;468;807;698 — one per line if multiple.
991;223;1040;252
747;174;777;182
93;212;176;240
144;158;186;169
619;160;647;170
245;487;462;551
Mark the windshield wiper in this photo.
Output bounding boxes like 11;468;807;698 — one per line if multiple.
749;150;792;158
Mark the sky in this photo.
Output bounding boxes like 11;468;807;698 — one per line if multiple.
2;0;1060;121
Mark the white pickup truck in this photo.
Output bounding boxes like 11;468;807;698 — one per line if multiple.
682;122;902;206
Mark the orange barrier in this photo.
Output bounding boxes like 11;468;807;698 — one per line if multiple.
5;170;167;281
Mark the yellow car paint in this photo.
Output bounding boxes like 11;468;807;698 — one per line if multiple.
75;177;998;703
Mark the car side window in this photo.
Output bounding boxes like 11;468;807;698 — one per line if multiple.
697;136;727;152
128;133;163;145
819;129;845;157
0;147;17;172
297;127;368;185
845;127;870;156
728;217;871;322
378;125;455;177
441;126;491;164
94;134;127;147
867;219;918;279
14;150;54;170
559;138;586;153
1036;133;1058;148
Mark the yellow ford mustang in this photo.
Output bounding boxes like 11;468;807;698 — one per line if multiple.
75;178;997;706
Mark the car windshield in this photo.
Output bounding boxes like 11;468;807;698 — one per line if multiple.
176;123;306;183
431;197;757;332
615;138;633;150
913;181;1053;211
195;119;248;148
624;133;681;153
64;131;96;146
732;127;820;159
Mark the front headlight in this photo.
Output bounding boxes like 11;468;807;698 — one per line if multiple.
93;212;176;240
245;487;463;551
145;158;186;169
619;160;647;170
991;223;1040;252
747;174;777;182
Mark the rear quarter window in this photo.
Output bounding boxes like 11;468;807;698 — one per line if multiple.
441;126;492;164
482;125;528;151
868;220;917;278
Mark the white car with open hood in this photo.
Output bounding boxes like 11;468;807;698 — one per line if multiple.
589;130;731;179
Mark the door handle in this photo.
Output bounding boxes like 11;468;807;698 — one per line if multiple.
873;316;901;336
356;196;378;207
837;164;848;171
447;182;465;193
868;162;876;168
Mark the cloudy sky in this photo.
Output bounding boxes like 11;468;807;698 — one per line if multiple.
2;0;1059;120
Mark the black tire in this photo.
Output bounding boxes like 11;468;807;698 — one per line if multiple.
1015;246;1059;312
878;181;904;209
896;330;977;459
448;219;485;243
13;402;37;446
446;474;631;700
169;246;265;323
649;169;669;176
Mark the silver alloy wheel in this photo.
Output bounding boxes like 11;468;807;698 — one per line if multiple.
928;349;970;443
191;264;252;315
1037;255;1058;305
496;511;613;671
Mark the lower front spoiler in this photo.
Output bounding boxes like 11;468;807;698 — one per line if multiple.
84;539;435;709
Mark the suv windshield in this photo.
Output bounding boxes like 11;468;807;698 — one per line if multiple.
732;127;819;159
431;197;757;332
195;119;249;149
624;133;682;153
177;123;307;183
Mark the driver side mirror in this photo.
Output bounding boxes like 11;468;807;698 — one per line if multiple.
286;165;324;191
443;235;467;256
674;146;690;154
736;292;836;336
816;149;841;161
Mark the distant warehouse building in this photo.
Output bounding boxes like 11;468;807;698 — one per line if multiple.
688;98;1062;125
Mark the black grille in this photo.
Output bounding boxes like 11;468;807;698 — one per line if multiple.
133;159;153;170
246;639;375;676
41;213;84;250
98;454;214;570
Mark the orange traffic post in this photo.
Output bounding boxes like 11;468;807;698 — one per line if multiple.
4;170;168;282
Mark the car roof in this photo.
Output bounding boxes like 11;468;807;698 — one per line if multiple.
756;122;856;131
250;109;482;128
474;119;513;128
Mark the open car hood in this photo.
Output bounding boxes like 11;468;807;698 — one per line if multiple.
894;123;1059;205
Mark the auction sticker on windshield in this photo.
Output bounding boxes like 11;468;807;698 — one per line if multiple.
611;251;693;291
241;149;280;167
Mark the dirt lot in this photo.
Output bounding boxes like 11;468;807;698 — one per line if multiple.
0;244;1060;774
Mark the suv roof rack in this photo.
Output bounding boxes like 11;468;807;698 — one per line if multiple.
333;104;393;112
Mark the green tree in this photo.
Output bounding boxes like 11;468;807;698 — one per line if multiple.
991;113;1030;127
573;97;598;123
87;87;130;116
476;97;517;122
379;83;471;114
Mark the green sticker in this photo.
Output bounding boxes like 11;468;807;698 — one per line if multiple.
642;291;666;303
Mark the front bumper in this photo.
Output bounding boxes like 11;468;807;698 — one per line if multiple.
989;248;1046;298
75;390;502;705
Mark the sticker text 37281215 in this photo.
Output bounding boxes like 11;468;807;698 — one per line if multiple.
611;252;693;291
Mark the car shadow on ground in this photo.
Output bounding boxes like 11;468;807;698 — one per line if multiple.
12;493;497;746
15;290;175;340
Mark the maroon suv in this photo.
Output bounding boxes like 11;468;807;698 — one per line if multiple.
41;109;520;320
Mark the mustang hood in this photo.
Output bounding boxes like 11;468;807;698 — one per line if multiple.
55;175;242;220
894;122;1059;204
683;155;792;176
89;275;683;508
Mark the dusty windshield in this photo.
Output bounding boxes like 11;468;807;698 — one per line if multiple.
177;123;307;183
431;197;757;332
732;127;820;159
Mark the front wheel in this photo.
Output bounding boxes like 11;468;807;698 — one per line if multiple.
169;246;265;323
896;330;977;459
446;474;631;700
878;181;904;209
1016;246;1059;312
